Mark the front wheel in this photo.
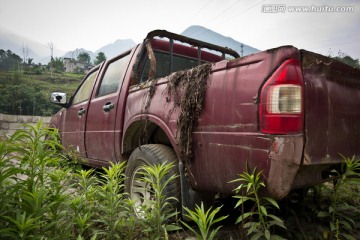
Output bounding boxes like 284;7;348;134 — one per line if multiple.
124;144;181;218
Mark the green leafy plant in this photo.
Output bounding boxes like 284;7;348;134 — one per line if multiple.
95;162;134;239
180;202;228;240
70;168;99;238
232;166;286;240
0;122;73;239
138;162;181;239
317;155;360;240
1;124;184;239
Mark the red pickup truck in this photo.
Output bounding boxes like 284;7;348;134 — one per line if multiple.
50;30;360;213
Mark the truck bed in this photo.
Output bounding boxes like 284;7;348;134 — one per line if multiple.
302;50;360;165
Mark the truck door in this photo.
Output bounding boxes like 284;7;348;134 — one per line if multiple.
61;67;100;158
85;51;132;163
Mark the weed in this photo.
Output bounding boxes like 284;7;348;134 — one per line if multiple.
0;123;187;239
70;169;98;238
0;122;73;239
138;162;181;239
181;202;228;240
316;156;360;240
232;165;286;240
95;162;132;239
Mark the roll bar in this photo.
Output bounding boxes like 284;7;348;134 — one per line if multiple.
136;29;240;80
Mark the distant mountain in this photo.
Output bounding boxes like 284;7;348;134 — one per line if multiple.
96;39;136;59
1;25;258;65
62;39;136;63
0;28;65;64
181;25;259;56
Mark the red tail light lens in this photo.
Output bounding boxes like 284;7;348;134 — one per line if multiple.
259;59;304;134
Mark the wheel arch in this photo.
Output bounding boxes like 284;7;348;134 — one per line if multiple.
122;115;179;157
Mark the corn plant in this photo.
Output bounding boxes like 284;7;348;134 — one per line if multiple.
232;166;286;240
180;202;228;240
317;155;360;240
138;162;181;239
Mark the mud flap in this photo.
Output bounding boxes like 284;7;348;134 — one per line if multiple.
179;161;214;220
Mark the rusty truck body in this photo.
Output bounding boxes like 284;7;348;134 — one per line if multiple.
50;30;360;212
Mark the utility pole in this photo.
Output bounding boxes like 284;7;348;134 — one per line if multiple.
240;43;244;57
48;42;55;79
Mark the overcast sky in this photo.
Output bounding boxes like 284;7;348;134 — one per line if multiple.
0;0;359;59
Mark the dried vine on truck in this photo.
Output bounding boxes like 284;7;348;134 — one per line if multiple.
166;63;213;162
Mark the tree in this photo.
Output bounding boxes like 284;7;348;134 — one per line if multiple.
94;52;106;65
0;49;22;70
48;42;55;78
329;49;360;69
48;57;64;73
77;52;91;64
335;55;360;69
22;42;30;64
48;42;55;59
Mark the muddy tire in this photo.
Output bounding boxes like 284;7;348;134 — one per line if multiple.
124;144;181;217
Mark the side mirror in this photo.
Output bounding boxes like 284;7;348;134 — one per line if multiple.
51;92;67;106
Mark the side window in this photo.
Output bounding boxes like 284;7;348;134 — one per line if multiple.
72;69;99;105
97;53;131;97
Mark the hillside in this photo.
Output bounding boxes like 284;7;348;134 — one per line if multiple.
0;69;83;116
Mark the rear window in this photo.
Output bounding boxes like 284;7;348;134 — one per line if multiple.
140;50;206;82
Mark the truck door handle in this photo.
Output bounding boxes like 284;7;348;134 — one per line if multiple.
103;102;114;112
78;108;86;116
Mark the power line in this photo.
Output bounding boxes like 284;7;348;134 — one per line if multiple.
185;0;215;36
190;0;242;38
194;0;214;15
207;0;242;25
190;0;267;39
219;0;267;25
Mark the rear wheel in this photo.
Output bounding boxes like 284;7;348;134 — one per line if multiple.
124;144;181;218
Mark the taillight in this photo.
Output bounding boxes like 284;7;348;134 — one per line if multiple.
259;59;304;134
